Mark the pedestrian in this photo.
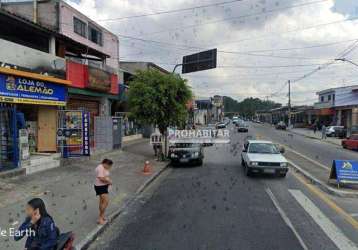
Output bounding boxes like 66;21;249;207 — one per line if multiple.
313;123;317;134
14;198;58;250
94;158;113;225
321;124;327;139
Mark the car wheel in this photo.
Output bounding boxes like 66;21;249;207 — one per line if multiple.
197;159;203;166
279;173;287;178
245;165;252;177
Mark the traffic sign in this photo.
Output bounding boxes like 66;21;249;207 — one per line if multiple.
182;49;217;74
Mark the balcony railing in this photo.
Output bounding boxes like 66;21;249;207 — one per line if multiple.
314;101;334;109
0;38;66;79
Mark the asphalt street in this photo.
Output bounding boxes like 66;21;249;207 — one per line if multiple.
252;123;358;167
88;124;358;250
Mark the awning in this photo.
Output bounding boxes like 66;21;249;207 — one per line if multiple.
317;108;334;116
0;67;71;85
68;88;121;100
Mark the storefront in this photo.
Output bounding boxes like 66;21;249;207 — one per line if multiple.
66;60;119;149
0;67;70;169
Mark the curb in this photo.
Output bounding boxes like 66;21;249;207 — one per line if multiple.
287;130;341;147
74;162;170;250
288;161;358;198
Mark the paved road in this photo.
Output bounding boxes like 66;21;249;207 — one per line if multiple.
252;123;358;167
88;124;358;250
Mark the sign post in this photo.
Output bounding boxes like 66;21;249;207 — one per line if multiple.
329;160;358;188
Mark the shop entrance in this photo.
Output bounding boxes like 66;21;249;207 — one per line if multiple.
0;106;19;170
58;110;91;158
38;107;57;152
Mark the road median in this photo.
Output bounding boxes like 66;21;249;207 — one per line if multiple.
285;149;358;198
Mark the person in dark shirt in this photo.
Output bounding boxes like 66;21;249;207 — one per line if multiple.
15;198;58;250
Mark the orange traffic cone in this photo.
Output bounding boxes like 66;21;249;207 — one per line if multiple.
142;161;152;175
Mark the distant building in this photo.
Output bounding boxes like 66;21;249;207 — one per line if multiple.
314;85;358;134
211;95;224;122
195;99;213;125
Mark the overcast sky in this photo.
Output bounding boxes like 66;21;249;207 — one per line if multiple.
66;0;358;105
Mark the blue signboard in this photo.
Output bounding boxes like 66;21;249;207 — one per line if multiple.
0;73;67;106
82;112;91;156
329;160;358;185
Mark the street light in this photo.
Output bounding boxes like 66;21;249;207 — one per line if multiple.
335;58;358;67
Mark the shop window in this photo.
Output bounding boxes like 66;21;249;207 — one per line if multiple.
88;24;103;46
74;17;87;38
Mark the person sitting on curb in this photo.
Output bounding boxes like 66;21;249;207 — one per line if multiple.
15;198;58;250
94;159;113;225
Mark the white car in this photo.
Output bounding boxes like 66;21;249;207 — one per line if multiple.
326;126;344;137
241;140;288;177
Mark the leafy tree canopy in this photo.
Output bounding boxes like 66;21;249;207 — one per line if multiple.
223;96;281;117
128;69;192;134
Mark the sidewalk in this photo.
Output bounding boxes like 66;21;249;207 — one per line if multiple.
289;128;342;146
0;139;168;250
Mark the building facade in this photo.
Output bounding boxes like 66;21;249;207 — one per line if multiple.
0;8;71;171
314;85;358;134
0;2;121;172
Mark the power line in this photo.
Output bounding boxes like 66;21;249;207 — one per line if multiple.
129;60;323;69
133;0;329;38
117;33;333;61
291;40;358;83
97;0;243;21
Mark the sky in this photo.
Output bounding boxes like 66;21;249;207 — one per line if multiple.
65;0;358;106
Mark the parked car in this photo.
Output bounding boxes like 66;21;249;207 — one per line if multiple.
237;122;249;132
326;126;344;137
241;140;288;177
342;134;358;150
232;116;239;124
275;121;286;130
169;143;204;166
216;123;226;129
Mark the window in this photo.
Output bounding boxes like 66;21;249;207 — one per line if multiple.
333;94;335;101
73;17;87;37
328;95;331;101
320;96;324;102
88;24;103;46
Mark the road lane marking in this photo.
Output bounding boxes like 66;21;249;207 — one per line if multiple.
291;171;358;230
265;188;308;250
284;147;330;170
256;128;330;171
289;189;358;250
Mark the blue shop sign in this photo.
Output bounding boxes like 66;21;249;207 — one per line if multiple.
329;160;358;185
0;73;67;106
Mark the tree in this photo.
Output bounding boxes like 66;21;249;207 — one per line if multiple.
223;96;281;117
128;69;192;135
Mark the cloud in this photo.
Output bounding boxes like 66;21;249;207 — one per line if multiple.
66;0;358;105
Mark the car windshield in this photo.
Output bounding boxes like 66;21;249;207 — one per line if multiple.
248;143;280;154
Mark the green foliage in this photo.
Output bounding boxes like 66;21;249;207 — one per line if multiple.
128;69;192;134
223;96;281;117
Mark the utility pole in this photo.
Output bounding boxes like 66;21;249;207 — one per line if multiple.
288;80;291;128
